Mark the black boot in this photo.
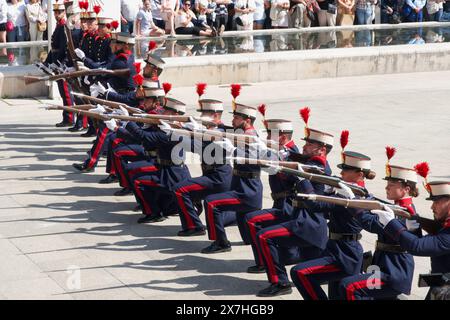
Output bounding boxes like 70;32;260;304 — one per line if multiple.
247;265;266;274
201;241;232;254
257;283;292;297
72;163;94;173
137;215;167;224
98;175;119;184
68;125;84;132
114;187;133;196
177;228;206;237
55;121;72;127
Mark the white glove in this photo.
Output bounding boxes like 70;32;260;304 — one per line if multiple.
104;119;118;132
214;138;236;157
106;83;117;94
76;61;89;71
249;136;268;153
111;105;129;117
371;205;395;228
158;121;173;135
406;218;420;232
334;182;356;199
182;116;202;131
88;104;106;114
90;82;107;98
75;48;86;61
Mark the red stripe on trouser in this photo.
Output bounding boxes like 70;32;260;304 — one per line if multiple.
112;138;124;148
128;166;158;180
296;264;341;300
133;179;159;215
206;198;241;241
346;279;385;301
259;227;292;284
82;116;88;128
175;184;207;230
114;150;138;188
86;128;109;168
110;139;124;174
247;213;276;265
62;81;73;122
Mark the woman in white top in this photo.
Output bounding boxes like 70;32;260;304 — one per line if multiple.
175;0;215;36
26;0;46;41
161;0;179;37
7;0;28;42
136;0;165;36
234;0;256;30
426;0;444;21
0;0;7;43
270;0;290;28
253;0;266;29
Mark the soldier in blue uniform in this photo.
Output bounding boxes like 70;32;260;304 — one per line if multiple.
242;119;300;273
45;4;74;128
290;144;378;300
371;179;450;300
201;104;263;254
172;98;233;237
338;155;423;300
255;123;334;297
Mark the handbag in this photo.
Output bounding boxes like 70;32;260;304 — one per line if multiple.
6;21;14;32
37;21;47;32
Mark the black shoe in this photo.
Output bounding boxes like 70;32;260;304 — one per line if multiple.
72;163;94;173
247;265;266;274
201;241;231;254
55;121;72;127
68;126;84;132
133;204;142;212
177;228;206;237
137;215;167;224
114;187;133;196
98;175;119;184
194;200;203;216
80;131;96;137
257;283;292;297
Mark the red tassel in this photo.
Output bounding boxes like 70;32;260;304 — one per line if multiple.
111;20;119;30
230;84;241;99
93;5;101;15
340;130;349;150
162;82;172;95
414;162;430;179
133;62;141;75
148;41;157;51
258;104;266;117
105;23;111;29
133;74;144;86
196;83;207;97
385;146;396;161
299;107;310;125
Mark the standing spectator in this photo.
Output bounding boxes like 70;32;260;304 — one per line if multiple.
426;0;444;21
270;0;290;28
121;0;141;34
26;0;46;41
355;0;375;24
380;0;401;23
337;0;355;25
317;0;337;26
0;0;7;43
151;0;166;29
288;0;318;28
7;0;28;42
136;0;165;36
161;0;179;37
234;0;256;30
402;0;425;22
253;0;266;29
214;0;231;33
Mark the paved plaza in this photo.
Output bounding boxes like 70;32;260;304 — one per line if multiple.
0;71;449;300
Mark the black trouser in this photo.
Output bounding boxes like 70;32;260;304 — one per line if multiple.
175;27;202;36
215;15;228;30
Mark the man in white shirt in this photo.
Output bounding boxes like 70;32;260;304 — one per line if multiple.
121;0;142;34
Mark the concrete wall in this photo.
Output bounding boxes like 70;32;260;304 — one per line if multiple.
159;42;450;86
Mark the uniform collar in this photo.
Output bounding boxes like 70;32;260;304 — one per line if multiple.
356;180;365;188
284;140;296;149
395;197;416;215
308;155;327;167
444;217;450;229
58;19;66;26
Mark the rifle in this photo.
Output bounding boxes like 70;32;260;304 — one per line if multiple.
45;104;100;111
71;92;145;115
412;216;443;235
34;62;54;76
228;157;325;174
296;193;411;219
24;69;130;85
134;114;218;128
47;105;111;121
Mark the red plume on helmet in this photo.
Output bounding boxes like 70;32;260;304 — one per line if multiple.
133;74;144;86
162;82;172;95
385;146;396;162
414;162;430;179
299;107;310;126
148;41;157;51
133;62;141;75
230;84;241;100
340;130;349;150
111;20;119;30
79;1;88;11
93;5;101;15
258;104;266;118
196;83;207;98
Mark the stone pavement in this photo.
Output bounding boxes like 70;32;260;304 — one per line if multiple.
0;71;449;300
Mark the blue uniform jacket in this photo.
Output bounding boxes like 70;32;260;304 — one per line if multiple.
45;21;67;65
84;34;114;69
104;51;136;93
105;91;140;108
384;218;450;274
